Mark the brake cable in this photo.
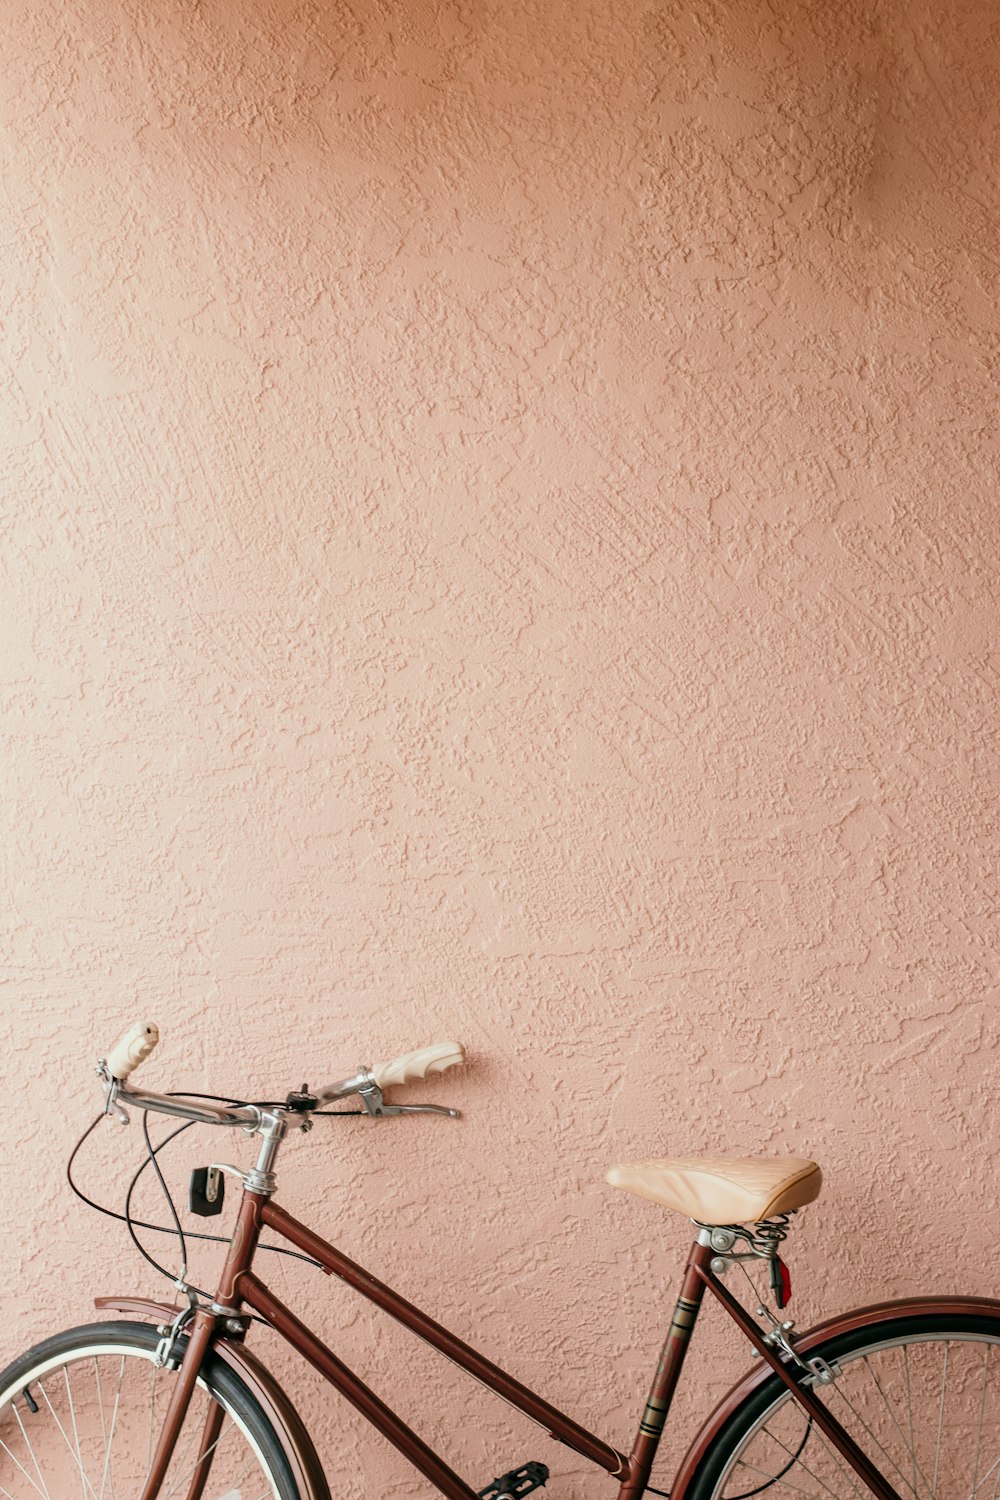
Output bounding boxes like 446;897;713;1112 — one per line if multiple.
67;1093;363;1296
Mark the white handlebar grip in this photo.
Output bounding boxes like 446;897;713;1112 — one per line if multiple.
106;1020;160;1080
370;1041;465;1091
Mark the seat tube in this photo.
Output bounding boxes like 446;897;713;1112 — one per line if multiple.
617;1237;714;1500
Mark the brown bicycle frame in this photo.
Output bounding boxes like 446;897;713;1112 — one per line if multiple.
138;1185;904;1500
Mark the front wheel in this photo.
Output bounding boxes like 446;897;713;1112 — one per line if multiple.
0;1320;301;1500
687;1310;1000;1499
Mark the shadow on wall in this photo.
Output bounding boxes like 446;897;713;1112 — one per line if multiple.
3;0;1000;1492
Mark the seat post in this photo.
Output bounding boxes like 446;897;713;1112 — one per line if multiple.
616;1235;715;1500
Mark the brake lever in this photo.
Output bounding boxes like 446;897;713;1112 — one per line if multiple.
97;1063;130;1125
357;1079;459;1119
386;1103;460;1118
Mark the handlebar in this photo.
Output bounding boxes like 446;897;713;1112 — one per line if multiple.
114;1083;261;1130
99;1021;466;1132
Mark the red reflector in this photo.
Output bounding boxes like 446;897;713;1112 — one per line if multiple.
770;1254;792;1308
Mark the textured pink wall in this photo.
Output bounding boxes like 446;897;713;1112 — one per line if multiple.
2;0;999;1494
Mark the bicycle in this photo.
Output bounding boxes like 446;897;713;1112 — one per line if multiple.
2;1021;998;1500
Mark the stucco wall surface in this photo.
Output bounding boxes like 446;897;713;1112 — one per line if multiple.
2;0;999;1494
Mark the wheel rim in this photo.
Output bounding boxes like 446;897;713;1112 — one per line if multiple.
0;1339;285;1500
707;1327;1000;1499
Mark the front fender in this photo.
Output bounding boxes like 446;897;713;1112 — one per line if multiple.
95;1296;331;1500
670;1295;1000;1498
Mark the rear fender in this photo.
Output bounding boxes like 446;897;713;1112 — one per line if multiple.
95;1296;331;1500
669;1294;1000;1499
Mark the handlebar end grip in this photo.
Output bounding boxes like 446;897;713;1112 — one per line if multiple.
370;1041;465;1091
106;1020;160;1081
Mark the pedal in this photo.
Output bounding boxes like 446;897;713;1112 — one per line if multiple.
478;1462;549;1500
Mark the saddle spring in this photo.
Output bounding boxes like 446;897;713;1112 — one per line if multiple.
702;1211;795;1259
750;1211;793;1257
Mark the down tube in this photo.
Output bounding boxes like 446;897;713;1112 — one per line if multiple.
260;1201;628;1478
242;1271;483;1500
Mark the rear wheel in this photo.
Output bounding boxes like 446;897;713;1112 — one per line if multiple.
688;1311;1000;1499
0;1320;301;1500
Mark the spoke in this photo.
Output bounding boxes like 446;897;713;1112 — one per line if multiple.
746;1419;855;1498
765;1411;869;1500
93;1359;111;1500
1;1345;273;1500
104;1350;127;1500
0;1424;51;1500
972;1345;992;1497
11;1397;53;1500
62;1364;88;1500
932;1344;948;1498
727;1450;827;1496
826;1372;923;1498
99;1355;126;1500
964;1452;1000;1500
799;1431;865;1500
36;1380;101;1500
161;1420;231;1500
860;1355;935;1498
903;1346;918;1500
718;1330;1000;1500
204;1438;277;1500
164;1390;210;1496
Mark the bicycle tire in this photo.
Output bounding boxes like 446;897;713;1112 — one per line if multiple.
0;1319;302;1500
685;1309;1000;1499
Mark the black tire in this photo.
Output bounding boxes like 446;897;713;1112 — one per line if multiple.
0;1319;301;1500
687;1310;1000;1499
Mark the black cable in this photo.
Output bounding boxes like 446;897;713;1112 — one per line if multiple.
67;1113;248;1296
141;1109;188;1278
722;1416;814;1498
118;1118;289;1316
161;1089;365;1119
68;1113;202;1243
67;1094;365;1293
123;1117;219;1294
67;1090;362;1234
641;1414;812;1500
174;1090;364;1119
123;1116;326;1277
